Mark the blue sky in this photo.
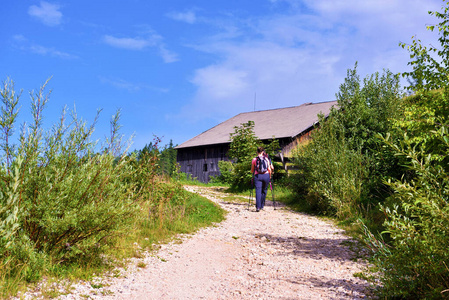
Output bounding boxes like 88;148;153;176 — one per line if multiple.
0;0;443;152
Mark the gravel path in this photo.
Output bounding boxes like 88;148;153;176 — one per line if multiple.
30;185;373;299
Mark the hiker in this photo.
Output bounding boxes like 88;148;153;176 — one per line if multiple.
251;146;271;212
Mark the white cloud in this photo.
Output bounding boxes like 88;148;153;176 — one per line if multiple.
159;45;179;63
12;35;27;42
28;1;62;26
167;10;197;24
192;66;248;99
307;0;440;38
99;76;142;92
183;41;342;121
103;33;178;63
12;35;77;59
102;35;156;50
174;0;442;128
99;76;169;93
29;44;76;59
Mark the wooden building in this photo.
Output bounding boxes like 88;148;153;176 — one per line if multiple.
175;101;337;183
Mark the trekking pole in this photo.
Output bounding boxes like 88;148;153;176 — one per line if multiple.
248;188;252;210
270;178;276;210
248;176;254;210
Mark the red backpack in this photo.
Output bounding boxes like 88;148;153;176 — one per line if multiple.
256;156;269;173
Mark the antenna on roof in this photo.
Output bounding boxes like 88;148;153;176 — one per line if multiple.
254;92;256;111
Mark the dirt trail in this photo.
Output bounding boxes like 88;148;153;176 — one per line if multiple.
54;185;373;299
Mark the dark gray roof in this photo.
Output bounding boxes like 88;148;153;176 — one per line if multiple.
176;100;337;149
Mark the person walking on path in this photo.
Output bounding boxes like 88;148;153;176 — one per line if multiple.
251;146;271;212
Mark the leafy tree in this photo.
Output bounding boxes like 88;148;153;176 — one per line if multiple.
133;139;178;178
398;0;449;166
391;90;449;167
292;64;403;218
138;139;161;160
227;121;259;164
225;121;259;190
159;140;178;177
218;121;280;190
401;0;449;92
332;64;403;155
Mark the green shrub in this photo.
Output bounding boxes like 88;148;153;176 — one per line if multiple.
291;65;403;219
367;128;449;299
0;79;154;287
293;123;369;218
216;160;234;184
0;158;22;257
364;3;449;296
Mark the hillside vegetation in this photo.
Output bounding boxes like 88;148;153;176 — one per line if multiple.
288;3;449;298
0;79;225;298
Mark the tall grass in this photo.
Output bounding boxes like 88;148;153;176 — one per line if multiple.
124;180;226;253
292;127;369;219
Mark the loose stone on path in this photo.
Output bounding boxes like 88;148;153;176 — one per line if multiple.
32;185;373;299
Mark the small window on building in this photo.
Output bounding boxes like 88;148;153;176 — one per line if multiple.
187;164;192;173
203;163;208;172
210;162;215;171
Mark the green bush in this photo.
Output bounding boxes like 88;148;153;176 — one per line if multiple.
0;79;154;286
293;131;368;218
291;65;403;219
366;128;449;299
362;4;449;297
216;160;234;184
0;158;22;257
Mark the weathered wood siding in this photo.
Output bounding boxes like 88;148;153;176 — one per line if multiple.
177;144;229;183
177;127;316;183
279;128;313;158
